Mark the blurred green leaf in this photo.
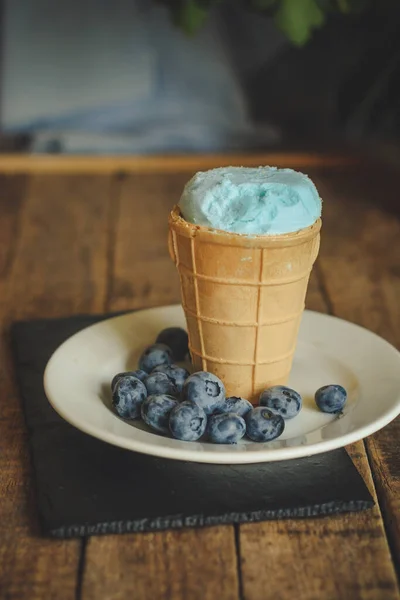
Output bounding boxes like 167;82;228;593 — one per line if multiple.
274;0;325;45
155;0;381;44
174;0;209;34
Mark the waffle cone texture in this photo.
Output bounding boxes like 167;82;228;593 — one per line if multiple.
168;206;321;404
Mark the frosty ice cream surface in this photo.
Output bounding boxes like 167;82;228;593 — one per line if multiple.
179;166;321;235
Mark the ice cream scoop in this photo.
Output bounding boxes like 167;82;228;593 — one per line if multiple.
179;166;321;235
169;165;322;403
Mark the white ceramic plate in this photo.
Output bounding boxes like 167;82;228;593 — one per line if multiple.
44;305;400;464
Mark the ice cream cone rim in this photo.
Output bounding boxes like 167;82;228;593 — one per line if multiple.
169;205;322;248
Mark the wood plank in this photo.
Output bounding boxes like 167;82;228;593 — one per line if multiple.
81;172;240;600
6;174;114;320
83;528;239;600
312;166;400;570
238;220;399;598
107;173;334;312
0;174;114;598
0;152;356;175
108;172;185;311
0;175;27;290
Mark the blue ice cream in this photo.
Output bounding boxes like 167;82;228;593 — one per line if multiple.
179;166;321;235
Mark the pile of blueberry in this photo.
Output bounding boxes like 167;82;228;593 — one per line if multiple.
111;327;347;444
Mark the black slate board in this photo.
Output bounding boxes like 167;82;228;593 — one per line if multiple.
11;314;374;539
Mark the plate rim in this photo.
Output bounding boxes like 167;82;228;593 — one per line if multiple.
44;305;400;464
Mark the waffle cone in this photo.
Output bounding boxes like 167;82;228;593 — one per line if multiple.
169;206;321;404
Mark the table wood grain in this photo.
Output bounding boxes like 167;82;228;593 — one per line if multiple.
0;154;399;600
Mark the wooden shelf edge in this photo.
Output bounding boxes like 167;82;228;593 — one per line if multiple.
0;152;359;175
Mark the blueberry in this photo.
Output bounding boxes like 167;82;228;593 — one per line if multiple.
144;372;178;397
152;364;190;393
315;385;347;414
259;386;302;420
111;370;147;391
214;396;253;418
139;343;172;373
169;401;207;441
156;327;189;361
208;413;246;444
112;375;147;420
182;371;225;415
141;394;179;434
245;407;285;442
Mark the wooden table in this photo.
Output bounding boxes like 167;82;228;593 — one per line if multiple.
0;152;399;600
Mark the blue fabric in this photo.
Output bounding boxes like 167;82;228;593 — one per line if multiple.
4;0;280;152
